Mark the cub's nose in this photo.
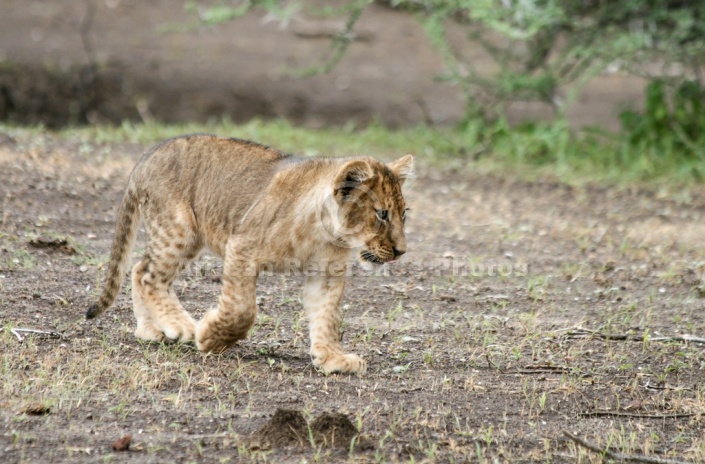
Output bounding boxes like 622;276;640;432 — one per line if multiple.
393;247;406;258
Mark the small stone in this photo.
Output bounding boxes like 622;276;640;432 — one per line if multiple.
111;434;132;451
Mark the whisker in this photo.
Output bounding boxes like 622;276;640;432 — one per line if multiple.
360;250;383;264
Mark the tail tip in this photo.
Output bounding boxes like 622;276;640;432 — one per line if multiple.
86;303;101;320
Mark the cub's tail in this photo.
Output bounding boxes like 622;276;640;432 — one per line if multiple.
86;187;140;319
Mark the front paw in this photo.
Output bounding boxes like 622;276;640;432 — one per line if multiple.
311;345;367;375
135;314;196;344
159;314;196;343
195;311;248;353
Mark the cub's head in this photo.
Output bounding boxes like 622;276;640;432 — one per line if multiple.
330;154;414;264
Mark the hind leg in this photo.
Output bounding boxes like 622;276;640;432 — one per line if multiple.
132;255;197;342
132;259;164;342
132;205;202;343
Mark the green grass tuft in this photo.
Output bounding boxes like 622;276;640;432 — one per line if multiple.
3;115;704;187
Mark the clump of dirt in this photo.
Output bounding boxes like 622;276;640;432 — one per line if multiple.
248;409;309;450
248;409;359;450
310;412;359;448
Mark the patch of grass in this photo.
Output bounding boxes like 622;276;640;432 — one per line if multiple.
5;248;36;270
50;118;468;164
4;115;705;187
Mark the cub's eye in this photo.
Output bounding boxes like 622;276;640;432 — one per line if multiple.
376;209;389;221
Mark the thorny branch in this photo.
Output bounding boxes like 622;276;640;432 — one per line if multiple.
296;5;365;77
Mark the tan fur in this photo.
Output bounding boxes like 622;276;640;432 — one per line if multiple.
87;134;413;374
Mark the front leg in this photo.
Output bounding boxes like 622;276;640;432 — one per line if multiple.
196;239;257;353
304;274;367;374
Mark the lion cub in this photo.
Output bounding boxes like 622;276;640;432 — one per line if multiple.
87;134;413;374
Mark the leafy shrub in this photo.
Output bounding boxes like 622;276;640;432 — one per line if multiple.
620;80;705;161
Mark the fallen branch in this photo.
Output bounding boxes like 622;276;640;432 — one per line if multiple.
566;328;705;345
9;328;65;343
579;410;695;420
563;430;693;464
516;364;571;375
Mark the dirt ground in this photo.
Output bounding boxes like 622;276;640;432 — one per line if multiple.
1;131;704;463
0;0;646;129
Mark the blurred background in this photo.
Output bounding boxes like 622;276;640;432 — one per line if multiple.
0;0;676;127
1;0;704;179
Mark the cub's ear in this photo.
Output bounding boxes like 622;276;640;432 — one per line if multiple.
388;154;414;185
334;159;374;202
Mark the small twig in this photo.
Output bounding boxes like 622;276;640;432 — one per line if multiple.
563;430;694;464
515;368;570;375
579;410;695;420
400;387;423;394
10;328;23;342
566;328;705;345
9;328;65;343
649;335;705;344
484;352;503;372
520;364;571;373
185;433;231;440
566;328;637;341
644;382;693;392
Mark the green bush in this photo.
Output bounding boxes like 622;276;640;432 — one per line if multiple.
620;80;705;161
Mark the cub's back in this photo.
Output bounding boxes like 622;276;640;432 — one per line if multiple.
129;134;294;246
133;134;289;186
